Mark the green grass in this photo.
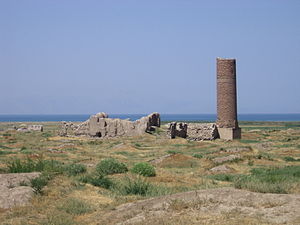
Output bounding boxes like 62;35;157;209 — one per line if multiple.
117;176;152;196
239;139;260;144
234;166;300;194
79;174;113;189
192;153;203;159
0;150;14;155
283;156;300;162
31;173;51;194
65;163;87;176
208;174;241;182
7;158;64;173
131;162;156;177
96;158;128;175
166;150;182;155
42;132;53;138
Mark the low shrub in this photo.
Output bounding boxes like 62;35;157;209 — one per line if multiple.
31;174;51;194
131;162;156;177
79;174;113;189
119;177;151;196
65;163;86;176
192;153;203;159
96;158;128;175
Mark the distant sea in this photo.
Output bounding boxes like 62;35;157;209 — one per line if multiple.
0;114;300;122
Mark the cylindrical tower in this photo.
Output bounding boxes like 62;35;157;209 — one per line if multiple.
216;58;241;139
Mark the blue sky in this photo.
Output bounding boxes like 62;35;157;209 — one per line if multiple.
0;0;299;114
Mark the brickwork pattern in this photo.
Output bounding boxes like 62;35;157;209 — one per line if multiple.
216;58;239;128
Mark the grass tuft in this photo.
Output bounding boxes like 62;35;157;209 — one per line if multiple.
131;162;156;177
65;163;87;176
234;166;300;194
58;198;93;215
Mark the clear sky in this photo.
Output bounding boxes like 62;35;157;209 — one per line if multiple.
0;0;299;114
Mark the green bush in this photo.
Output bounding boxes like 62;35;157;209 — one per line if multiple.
65;163;86;176
31;174;51;194
58;198;93;215
79;174;113;189
193;153;203;159
284;156;300;162
96;158;128;175
131;162;156;177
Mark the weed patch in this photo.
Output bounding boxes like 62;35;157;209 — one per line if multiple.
79;174;113;189
193;153;203;159
239;139;260;144
96;158;128;175
166;150;182;155
31;173;51;194
234;166;300;193
131;162;156;177
58;198;93;215
117;176;152;196
65;163;87;176
284;156;300;162
7;158;64;173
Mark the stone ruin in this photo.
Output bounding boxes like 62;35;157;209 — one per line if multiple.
169;57;241;141
167;122;219;141
59;57;241;141
17;125;43;132
59;112;160;138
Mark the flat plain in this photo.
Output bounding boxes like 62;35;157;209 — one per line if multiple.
0;121;299;225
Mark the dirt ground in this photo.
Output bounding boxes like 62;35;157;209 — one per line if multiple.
0;121;299;225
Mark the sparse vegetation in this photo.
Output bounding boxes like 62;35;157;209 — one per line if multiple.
65;163;87;176
234;166;300;194
58;198;93;215
1;121;300;224
79;174;113;189
284;156;300;162
118;176;152;196
192;153;203;159
31;173;51;194
7;158;64;173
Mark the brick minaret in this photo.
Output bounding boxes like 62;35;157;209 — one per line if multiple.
216;58;241;139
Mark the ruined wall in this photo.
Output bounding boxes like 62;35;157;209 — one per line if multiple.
168;123;219;141
60;112;160;138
